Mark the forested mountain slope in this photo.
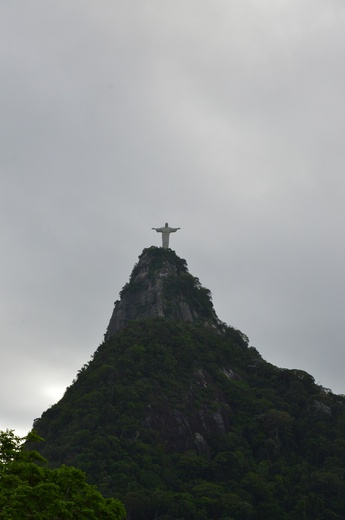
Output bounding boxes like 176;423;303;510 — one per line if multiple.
31;248;345;519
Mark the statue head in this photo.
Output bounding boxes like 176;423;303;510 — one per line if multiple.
165;222;168;227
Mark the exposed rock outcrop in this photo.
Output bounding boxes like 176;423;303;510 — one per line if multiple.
105;247;220;339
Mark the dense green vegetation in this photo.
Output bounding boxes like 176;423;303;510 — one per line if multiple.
26;248;345;519
0;429;126;519
31;319;345;519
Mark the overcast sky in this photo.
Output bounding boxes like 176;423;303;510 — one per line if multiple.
1;1;345;436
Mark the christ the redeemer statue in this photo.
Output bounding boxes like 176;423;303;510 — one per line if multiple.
152;222;181;249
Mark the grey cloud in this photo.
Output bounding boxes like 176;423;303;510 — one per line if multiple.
1;1;345;435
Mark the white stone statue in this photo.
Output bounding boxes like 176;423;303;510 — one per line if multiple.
152;222;181;249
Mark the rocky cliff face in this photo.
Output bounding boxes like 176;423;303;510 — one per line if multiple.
144;365;238;453
105;247;221;339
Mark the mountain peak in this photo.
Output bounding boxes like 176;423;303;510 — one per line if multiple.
105;247;220;339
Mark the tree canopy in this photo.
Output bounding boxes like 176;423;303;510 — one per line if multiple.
0;429;126;520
